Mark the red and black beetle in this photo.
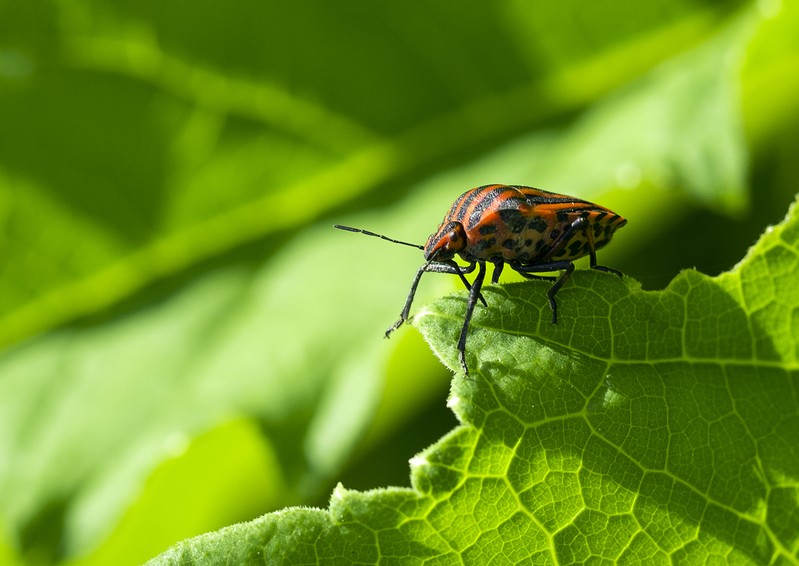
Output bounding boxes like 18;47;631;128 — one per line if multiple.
336;184;627;375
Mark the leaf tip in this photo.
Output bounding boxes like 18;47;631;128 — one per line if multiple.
411;305;434;326
331;482;348;502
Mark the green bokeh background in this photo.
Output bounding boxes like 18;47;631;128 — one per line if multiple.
1;1;797;564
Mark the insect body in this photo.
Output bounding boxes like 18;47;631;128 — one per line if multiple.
335;184;627;375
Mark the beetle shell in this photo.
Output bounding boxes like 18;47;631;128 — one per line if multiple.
425;184;626;265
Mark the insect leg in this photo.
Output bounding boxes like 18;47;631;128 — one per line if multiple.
425;260;487;307
517;272;555;282
511;260;575;324
455;263;488;308
546;262;575;324
491;261;504;284
587;229;623;277
386;261;485;338
424;261;476;275
386;263;429;337
458;261;487;375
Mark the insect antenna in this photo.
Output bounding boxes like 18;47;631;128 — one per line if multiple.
334;225;424;250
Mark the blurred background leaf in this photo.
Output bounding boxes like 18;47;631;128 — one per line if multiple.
0;0;797;564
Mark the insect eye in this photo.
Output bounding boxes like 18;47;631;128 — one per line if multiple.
445;223;467;251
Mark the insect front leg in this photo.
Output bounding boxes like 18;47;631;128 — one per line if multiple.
386;261;484;339
429;261;487;307
458;261;487;376
386;263;428;337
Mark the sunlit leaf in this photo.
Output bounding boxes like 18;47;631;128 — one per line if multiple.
148;191;799;565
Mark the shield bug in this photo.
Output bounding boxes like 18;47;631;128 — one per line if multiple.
335;184;627;375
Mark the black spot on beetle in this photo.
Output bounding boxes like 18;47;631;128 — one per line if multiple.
478;224;497;235
498;209;528;234
502;238;516;250
550;229;560;240
568;240;583;257
475;237;497;251
527;217;547;233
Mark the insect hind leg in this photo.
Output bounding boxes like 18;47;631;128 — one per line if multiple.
510;259;575;324
587;232;623;278
590;263;623;277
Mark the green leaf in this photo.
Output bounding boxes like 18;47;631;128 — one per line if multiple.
147;205;799;562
